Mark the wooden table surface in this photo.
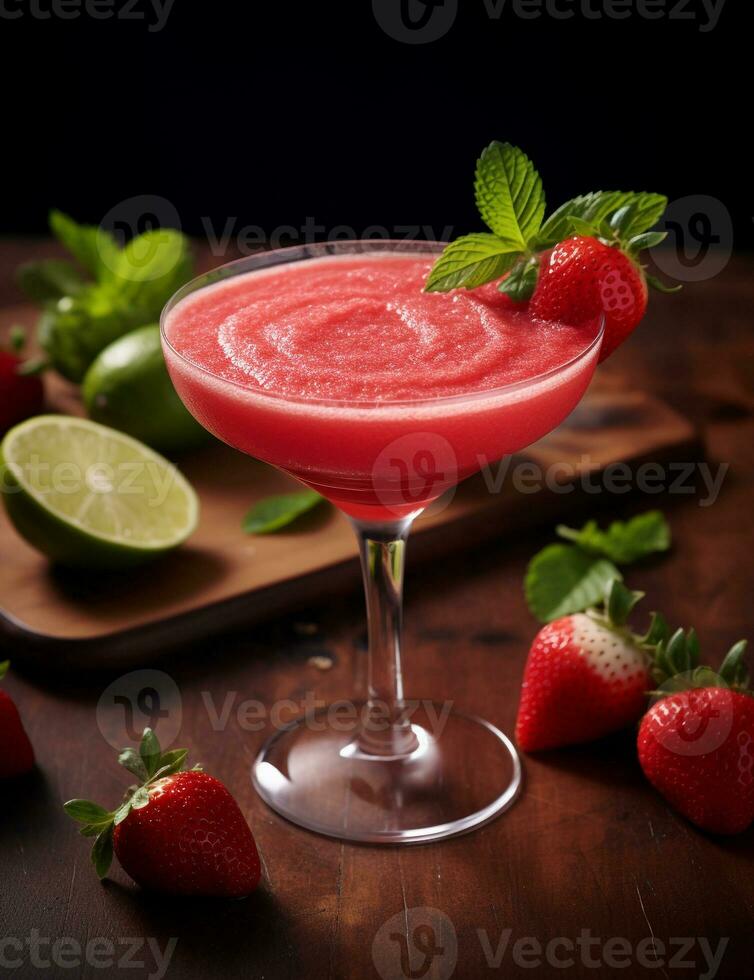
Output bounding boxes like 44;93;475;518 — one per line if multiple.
1;243;753;980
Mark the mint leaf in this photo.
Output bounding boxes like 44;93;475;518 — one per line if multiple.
525;544;622;623
424;234;521;292
556;511;671;564
243;490;325;534
49;209;119;281
536;191;632;248
497;257;539;301
0;660;9;681
91;827;114;880
474;142;545;248
16;259;86;302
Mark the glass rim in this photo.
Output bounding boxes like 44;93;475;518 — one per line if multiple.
160;239;605;410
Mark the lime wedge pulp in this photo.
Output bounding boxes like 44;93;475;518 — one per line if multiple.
0;415;199;568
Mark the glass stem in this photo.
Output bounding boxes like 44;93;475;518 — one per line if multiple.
352;517;419;757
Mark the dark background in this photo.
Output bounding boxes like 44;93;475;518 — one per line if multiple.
0;0;747;248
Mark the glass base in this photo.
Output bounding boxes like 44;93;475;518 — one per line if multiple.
252;702;522;844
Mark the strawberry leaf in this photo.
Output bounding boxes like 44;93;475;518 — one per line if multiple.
91;826;114;880
63;800;113;825
474;142;545;248
0;660;9;681
525;544;622;623
617;193;668;240
424;234;522;293
645;273;683;294
130;786;150;810
642;611;670;648
535;191;633;248
720;639;749;689
154;748;188;778
118;748;148;782
556;511;671;564
139;728;161;778
627;231;667;254
606;580;645;627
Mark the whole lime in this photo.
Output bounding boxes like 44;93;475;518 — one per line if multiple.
82;324;209;453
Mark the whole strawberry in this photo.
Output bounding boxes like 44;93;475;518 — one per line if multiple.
65;729;261;897
0;348;44;435
0;661;35;778
529;236;648;362
516;581;661;751
638;638;754;835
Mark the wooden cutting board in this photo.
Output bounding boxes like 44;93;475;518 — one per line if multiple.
0;308;698;669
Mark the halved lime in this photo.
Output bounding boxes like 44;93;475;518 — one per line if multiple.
0;415;199;569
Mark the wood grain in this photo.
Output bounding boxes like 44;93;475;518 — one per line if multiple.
0;246;752;980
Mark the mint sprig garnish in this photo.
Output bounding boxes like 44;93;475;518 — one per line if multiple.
425;142;673;299
426;143;545;295
64;728;197;880
525;511;671;623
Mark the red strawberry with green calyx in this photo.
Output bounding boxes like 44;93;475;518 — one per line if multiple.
0;660;35;778
64;728;261;897
516;580;667;752
528;236;649;362
638;634;754;835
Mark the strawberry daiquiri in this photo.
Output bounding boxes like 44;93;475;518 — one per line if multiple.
164;252;600;521
158;140;673;846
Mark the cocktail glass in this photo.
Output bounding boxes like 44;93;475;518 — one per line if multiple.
161;240;604;844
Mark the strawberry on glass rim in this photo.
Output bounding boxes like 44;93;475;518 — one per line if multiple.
425;141;679;361
64;728;261;898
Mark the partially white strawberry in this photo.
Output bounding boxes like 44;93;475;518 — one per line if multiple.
516;581;663;751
